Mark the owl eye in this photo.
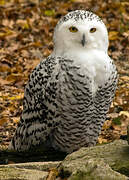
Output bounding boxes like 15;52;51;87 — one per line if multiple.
90;28;96;33
69;26;78;33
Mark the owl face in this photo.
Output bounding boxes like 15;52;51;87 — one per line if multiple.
53;10;109;55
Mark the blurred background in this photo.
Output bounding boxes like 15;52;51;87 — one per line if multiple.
0;0;129;148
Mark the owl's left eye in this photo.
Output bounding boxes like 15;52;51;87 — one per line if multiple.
90;28;96;33
69;26;78;33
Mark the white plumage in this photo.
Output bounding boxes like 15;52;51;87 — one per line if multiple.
9;10;117;153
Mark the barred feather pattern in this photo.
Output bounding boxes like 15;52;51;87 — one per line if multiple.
9;56;60;151
9;55;117;153
48;57;117;153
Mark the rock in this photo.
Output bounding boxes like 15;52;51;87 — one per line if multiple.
57;140;129;180
58;159;127;180
0;167;48;180
0;140;129;180
0;161;60;180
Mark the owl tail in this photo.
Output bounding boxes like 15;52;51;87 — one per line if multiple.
8;122;31;152
8;119;47;152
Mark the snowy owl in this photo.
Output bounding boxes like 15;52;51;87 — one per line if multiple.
9;10;117;153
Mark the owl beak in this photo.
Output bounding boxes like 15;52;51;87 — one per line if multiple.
81;34;86;47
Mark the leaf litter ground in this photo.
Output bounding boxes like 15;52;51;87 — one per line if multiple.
0;0;129;149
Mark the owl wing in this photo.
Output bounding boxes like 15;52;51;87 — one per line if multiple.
8;56;59;151
99;62;118;111
93;62;118;134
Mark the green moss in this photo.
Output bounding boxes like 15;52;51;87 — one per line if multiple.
112;161;129;177
112;116;121;125
118;167;129;177
69;170;95;180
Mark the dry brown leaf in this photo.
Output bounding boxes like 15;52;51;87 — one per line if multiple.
102;120;112;130
0;117;9;126
2;19;14;29
12;117;20;124
98;137;108;144
8;94;24;101
47;168;58;180
0;0;5;5
119;111;129;118
0;77;11;85
5;73;23;83
109;31;119;41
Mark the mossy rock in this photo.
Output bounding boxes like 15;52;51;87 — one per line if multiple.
0;140;129;180
0;167;48;180
57;140;129;180
0;162;60;180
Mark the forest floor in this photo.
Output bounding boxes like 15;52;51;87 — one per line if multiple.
0;0;129;149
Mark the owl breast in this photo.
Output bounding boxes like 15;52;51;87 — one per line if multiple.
61;49;111;94
49;57;110;153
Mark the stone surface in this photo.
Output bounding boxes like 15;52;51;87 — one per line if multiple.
0;140;129;180
57;140;129;180
0;167;48;180
58;158;127;180
0;161;60;180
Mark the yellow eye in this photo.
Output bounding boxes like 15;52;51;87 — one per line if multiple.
69;26;78;33
90;28;96;33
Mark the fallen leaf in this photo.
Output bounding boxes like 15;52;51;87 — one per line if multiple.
0;0;5;5
12;117;20;124
44;10;55;16
0;117;9;126
47;168;58;180
119;111;129;118
8;94;24;101
109;31;119;40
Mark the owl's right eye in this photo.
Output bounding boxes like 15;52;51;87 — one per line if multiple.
69;26;78;33
90;28;96;33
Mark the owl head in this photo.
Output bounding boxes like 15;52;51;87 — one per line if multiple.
53;10;109;56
